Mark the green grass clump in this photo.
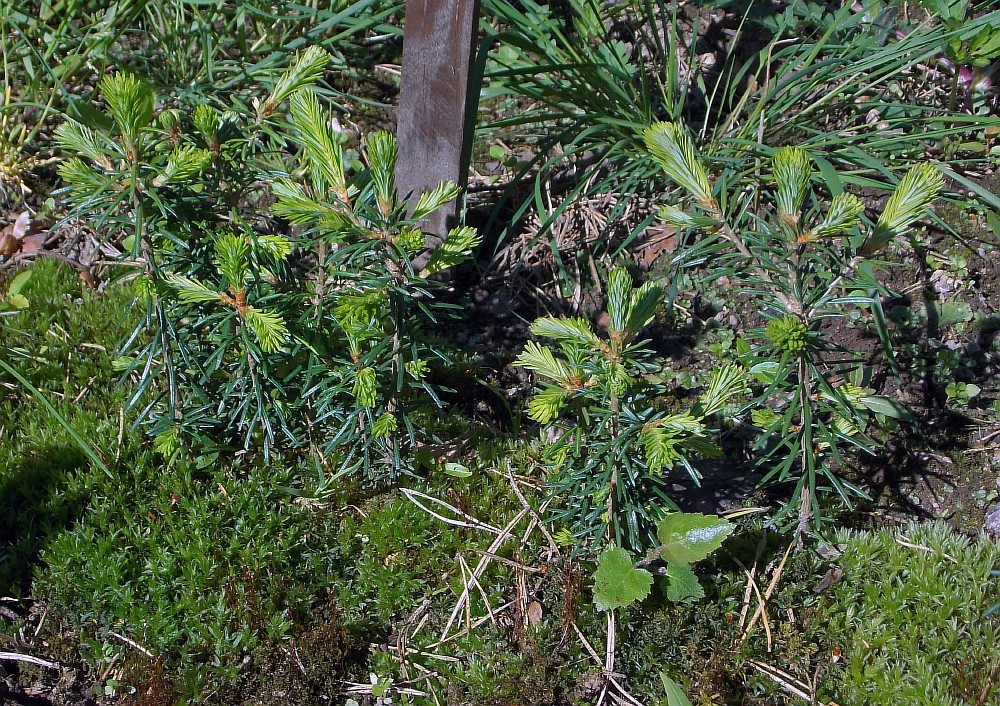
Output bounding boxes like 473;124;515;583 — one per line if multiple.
822;522;1000;705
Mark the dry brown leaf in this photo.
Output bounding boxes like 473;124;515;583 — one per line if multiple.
526;600;543;627
0;230;17;259
19;233;45;256
812;567;844;594
11;212;30;240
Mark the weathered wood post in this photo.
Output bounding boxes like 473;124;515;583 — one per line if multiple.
395;0;482;251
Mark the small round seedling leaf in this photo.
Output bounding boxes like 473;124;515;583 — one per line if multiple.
655;513;734;565
665;562;704;603
593;545;653;611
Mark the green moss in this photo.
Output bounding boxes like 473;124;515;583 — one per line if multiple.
0;259;134;595
822;522;1000;705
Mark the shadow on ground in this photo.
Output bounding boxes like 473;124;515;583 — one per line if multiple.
0;446;89;597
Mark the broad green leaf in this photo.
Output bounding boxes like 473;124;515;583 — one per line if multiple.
749;361;779;384
443;462;472;478
660;673;694;706
7;270;32;298
859;395;915;422
655;513;733;565
592;546;653;611
665;563;703;603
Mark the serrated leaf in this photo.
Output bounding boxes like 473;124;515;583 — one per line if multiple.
655;513;733;564
592;546;653;611
665;563;704;603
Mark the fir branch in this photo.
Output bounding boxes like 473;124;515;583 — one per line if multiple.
421;225;481;275
261;46;331;117
365;130;397;216
807;192;865;240
164;273;222;304
412;181;461;220
530;317;601;348
289;88;348;201
515;340;573;384
865;163;944;253
643;122;715;208
241;306;288;353
99;72;155;146
215;233;250;288
772;147;812;227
